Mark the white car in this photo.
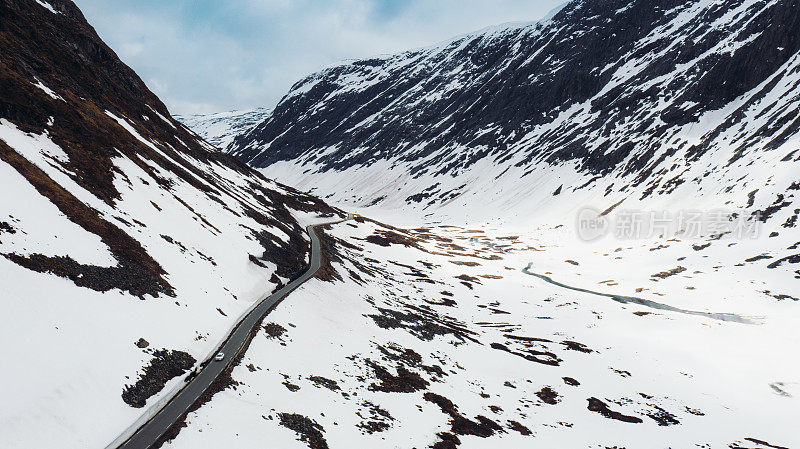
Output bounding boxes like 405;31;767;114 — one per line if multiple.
214;352;225;361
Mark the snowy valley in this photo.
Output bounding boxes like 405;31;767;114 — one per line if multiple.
1;0;798;448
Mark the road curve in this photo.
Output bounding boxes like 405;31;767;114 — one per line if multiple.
114;214;351;449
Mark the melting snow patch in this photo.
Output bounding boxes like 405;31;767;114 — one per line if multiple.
32;78;63;100
35;0;61;14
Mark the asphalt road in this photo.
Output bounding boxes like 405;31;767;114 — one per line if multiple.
116;214;351;449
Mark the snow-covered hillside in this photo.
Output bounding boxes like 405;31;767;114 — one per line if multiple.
175;108;270;150
229;0;800;227
162;216;799;449
0;1;339;448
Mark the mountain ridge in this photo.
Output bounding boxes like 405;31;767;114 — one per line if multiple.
225;0;800;225
175;107;271;150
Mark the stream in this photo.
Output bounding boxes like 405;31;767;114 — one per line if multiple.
522;263;759;324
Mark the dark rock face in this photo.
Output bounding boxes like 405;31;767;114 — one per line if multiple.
122;349;196;408
230;0;800;208
277;413;329;449
586;397;643;423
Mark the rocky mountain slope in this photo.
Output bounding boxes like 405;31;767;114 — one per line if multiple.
229;0;800;229
175;108;270;150
0;1;338;448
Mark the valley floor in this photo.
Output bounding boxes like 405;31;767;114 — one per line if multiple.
162;211;799;449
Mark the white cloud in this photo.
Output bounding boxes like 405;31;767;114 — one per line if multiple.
118;41;145;59
74;0;564;115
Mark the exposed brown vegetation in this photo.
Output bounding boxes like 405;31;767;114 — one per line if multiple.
424;392;504;448
122;349;195;408
312;225;343;282
586;397;643;423
278;413;329;449
490;342;561;366
0;142;173;297
368;305;478;343
368;362;429;393
507;420;532;435
651;266;687;279
535;386;560;404
365;229;423;249
263;322;287;339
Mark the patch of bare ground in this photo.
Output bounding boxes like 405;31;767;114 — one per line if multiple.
278;413;329;449
767;253;800;269
490;342;561;366
122;349;196;408
733;437;790;449
761;290;800;301
364;228;424;249
308;375;340;391
356;401;394;434
424;296;457;307
535;386;560;404
561;340;593;353
645;404;680;426
745;253;773;262
651;266;687;279
263;322;287;339
507;420;532;435
312;226;343;282
367;305;478;343
450;260;481;266
251;226;311;280
424;392;504;448
455;274;481;289
283;380;301;391
368;361;429;393
0;221;16;234
586;397;642;423
375;343;447;381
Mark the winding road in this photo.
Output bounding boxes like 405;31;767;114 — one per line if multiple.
111;214;351;449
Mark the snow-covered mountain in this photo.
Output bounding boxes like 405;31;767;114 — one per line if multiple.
4;1;800;449
175;108;270;150
230;0;800;226
181;2;799;447
0;1;339;447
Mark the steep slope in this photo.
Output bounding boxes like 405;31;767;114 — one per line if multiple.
175;108;270;150
230;0;800;227
0;1;339;448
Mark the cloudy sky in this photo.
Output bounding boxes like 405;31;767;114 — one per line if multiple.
74;0;563;116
